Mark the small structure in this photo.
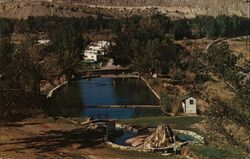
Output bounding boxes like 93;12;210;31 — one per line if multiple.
97;41;111;48
84;50;99;62
38;39;50;45
181;97;197;115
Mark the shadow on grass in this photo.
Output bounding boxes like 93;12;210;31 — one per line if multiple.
0;126;105;153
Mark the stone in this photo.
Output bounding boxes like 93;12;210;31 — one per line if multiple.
126;125;176;149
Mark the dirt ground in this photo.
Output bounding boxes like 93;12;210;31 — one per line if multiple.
0;118;179;159
226;38;250;61
0;117;104;159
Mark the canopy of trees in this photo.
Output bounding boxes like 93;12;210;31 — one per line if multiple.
110;15;190;75
0;14;249;39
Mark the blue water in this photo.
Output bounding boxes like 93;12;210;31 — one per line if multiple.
112;131;137;146
53;77;162;119
177;134;195;142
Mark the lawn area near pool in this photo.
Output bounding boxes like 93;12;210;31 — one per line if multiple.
120;116;204;130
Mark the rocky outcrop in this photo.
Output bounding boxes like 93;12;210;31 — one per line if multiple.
0;0;249;19
0;0;107;19
126;125;176;149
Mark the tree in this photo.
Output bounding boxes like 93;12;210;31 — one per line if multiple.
215;16;231;37
0;37;13;71
111;33;132;66
48;23;84;70
206;19;220;38
170;19;192;40
238;80;250;110
207;42;239;87
0;19;13;37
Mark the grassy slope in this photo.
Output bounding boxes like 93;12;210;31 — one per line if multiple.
188;144;247;159
120;116;204;130
120;116;248;159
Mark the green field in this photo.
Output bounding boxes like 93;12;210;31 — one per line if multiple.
120;116;204;130
188;145;248;159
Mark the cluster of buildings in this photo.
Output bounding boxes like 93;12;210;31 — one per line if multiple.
83;41;111;63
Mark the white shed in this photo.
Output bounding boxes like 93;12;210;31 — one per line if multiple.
181;97;197;115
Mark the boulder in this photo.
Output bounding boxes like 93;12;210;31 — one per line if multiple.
126;125;176;149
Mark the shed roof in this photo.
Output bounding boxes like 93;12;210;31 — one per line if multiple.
180;95;196;102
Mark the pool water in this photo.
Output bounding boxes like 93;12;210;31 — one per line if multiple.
53;77;162;119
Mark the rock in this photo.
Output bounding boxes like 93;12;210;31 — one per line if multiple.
126;135;148;147
126;124;176;149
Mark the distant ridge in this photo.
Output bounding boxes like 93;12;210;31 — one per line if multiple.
0;0;249;19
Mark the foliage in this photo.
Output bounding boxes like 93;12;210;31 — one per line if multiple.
0;37;44;90
111;16;186;75
173;70;184;80
190;48;209;83
238;80;250;110
160;95;182;115
191;15;250;38
189;145;246;159
170;19;192;40
207;98;250;130
0;38;47;119
0;37;13;70
206;42;239;86
0;18;14;37
0;14;249;39
48;22;84;70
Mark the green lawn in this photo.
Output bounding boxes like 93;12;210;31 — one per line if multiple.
71;148;184;159
104;147;182;159
188;145;248;159
120;116;204;130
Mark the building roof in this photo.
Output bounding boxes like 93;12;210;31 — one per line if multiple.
180;95;196;102
84;50;98;54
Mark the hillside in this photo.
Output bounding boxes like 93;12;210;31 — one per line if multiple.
0;0;249;19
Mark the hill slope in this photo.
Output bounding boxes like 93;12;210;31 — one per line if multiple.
0;0;249;19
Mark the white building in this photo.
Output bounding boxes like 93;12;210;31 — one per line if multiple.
84;50;98;62
89;45;102;51
88;46;105;55
38;39;50;45
82;41;111;62
97;41;111;48
181;97;197;115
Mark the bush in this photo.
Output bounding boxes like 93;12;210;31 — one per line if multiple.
160;95;182;115
173;70;184;80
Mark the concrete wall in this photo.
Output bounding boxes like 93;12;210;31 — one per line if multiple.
173;129;205;144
